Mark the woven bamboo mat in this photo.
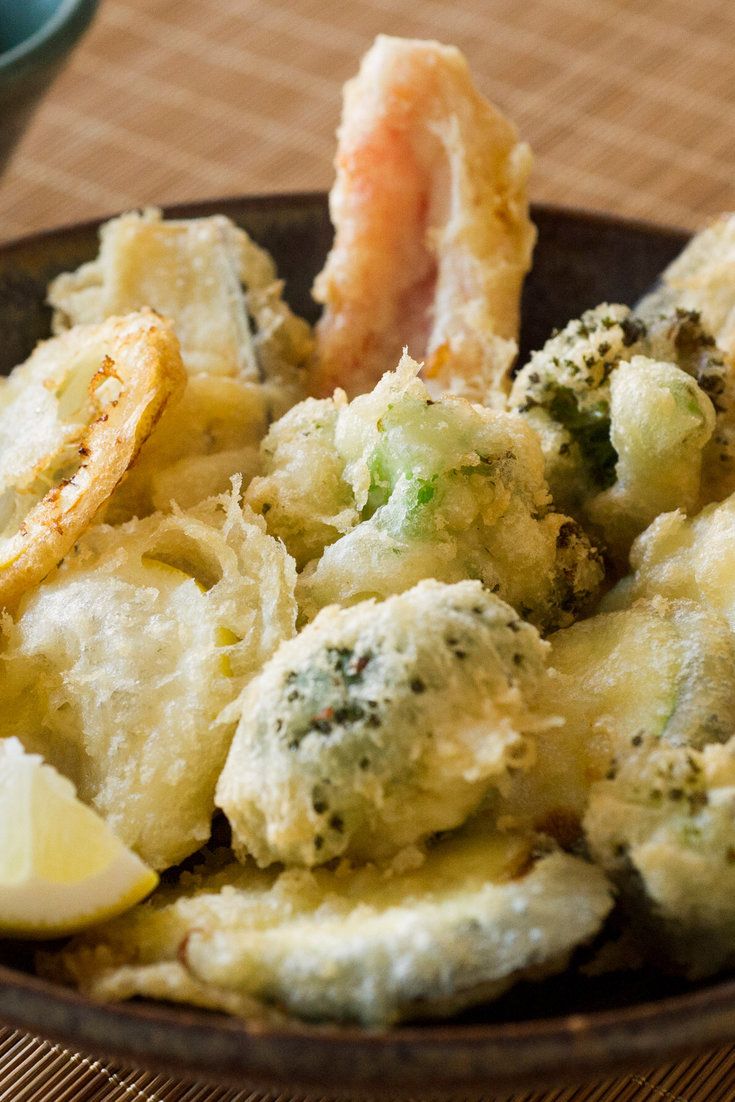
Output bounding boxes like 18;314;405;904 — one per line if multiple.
4;1025;735;1102
2;0;735;240
3;0;735;1098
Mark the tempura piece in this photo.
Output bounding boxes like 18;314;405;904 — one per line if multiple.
49;209;313;403
498;597;735;843
605;494;735;629
0;486;297;870
312;35;535;405
586;356;714;559
218;581;549;867
43;825;612;1027
49;209;316;517
510;305;719;564
640;214;735;362
244;393;358;569
248;356;603;632
104;375;267;522
585;737;735;978
638;220;735;503
0;311;184;612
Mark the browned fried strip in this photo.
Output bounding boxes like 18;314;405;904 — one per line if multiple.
0;310;185;611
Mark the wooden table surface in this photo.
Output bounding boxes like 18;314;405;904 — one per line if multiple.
3;0;735;1099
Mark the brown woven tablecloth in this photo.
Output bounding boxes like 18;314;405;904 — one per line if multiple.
3;0;735;1097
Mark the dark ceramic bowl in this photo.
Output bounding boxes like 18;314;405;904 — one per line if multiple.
2;196;730;1100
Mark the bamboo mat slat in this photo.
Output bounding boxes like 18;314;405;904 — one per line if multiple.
3;0;735;1097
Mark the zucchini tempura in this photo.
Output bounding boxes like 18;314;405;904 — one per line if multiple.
312;35;535;406
498;597;735;844
0;486;297;870
585;737;735;979
218;580;550;867
43;825;612;1027
247;356;603;632
0;311;184;612
510;304;721;564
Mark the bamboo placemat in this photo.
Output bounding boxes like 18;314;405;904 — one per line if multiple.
2;0;735;241
4;1025;735;1102
3;0;735;1098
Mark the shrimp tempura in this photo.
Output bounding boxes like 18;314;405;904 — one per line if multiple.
312;36;535;407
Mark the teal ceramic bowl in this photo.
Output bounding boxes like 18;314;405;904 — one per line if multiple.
0;0;99;168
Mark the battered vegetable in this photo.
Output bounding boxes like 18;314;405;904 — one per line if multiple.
248;356;604;631
498;597;735;842
218;580;550;866
585;737;735;978
510;305;719;564
0;311;185;612
49;209;316;520
0;486;297;870
42;824;612;1026
606;494;735;629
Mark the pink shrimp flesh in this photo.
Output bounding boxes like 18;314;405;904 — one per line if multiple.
312;35;536;407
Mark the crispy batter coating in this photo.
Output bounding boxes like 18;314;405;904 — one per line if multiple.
312;35;535;405
0;311;185;613
48;209;317;518
585;737;735;978
638;219;735;503
217;580;550;867
606;493;735;628
42;826;612;1026
248;356;603;632
49;208;313;400
497;597;735;844
510;305;719;565
0;487;297;870
104;374;267;522
640;214;735;361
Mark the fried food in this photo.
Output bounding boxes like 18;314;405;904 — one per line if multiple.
312;35;535;405
498;597;735;843
638;227;735;503
104;374;266;522
606;494;735;627
48;209;317;519
217;580;550;867
0;311;184;612
640;214;735;360
49;208;314;401
510;305;720;564
585;737;735;978
42;825;612;1026
248;355;603;632
245;392;358;569
1;487;297;870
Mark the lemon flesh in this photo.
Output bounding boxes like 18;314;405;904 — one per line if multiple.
0;739;158;938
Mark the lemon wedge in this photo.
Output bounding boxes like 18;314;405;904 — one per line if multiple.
0;739;158;938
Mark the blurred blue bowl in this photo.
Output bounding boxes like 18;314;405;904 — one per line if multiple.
0;0;99;169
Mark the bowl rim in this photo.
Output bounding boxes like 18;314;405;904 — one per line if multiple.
0;196;713;1095
0;190;691;256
